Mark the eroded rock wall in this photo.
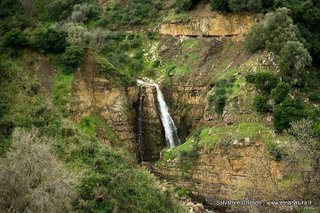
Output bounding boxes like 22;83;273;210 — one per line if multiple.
72;54;167;158
159;13;257;37
153;144;287;212
72;53;137;149
138;85;166;161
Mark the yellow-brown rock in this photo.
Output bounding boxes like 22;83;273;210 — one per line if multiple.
159;12;257;37
72;53;137;149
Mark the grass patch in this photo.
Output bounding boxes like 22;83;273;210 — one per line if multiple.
182;38;200;50
52;68;73;115
174;64;192;76
160;139;195;163
78;115;120;145
163;12;189;22
197;122;273;148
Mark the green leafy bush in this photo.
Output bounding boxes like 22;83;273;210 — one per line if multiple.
0;0;23;18
208;79;233;115
62;45;84;70
244;8;301;54
210;0;229;11
271;82;291;104
253;94;270;113
273;97;306;132
249;72;278;93
71;3;99;23
2;28;28;48
48;0;77;21
228;0;262;12
266;141;284;161
309;91;320;103
245;24;266;53
32;26;67;53
279;41;312;85
175;0;195;12
105;0;155;28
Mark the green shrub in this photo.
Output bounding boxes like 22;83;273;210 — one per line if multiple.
62;45;84;70
253;94;270;113
105;0;155;28
2;28;28;48
48;0;77;21
228;0;262;12
250;72;278;93
273;97;306;132
2;28;28;55
309;91;320;103
266;141;284;161
32;26;67;53
245;23;266;53
245;73;256;83
264;8;300;54
271;82;291;104
175;0;195;12
0;0;23;18
208;79;234;115
245;8;301;53
152;60;161;68
210;0;229;11
279;41;312;85
213;88;227;114
71;3;99;23
131;59;144;72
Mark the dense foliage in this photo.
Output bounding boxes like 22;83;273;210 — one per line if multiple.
245;8;312;86
208;79;234;115
246;71;310;132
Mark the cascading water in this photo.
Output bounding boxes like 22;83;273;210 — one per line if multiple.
154;84;181;148
137;79;180;148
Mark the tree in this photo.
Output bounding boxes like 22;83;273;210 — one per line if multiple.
264;8;300;53
62;45;84;70
48;0;77;21
2;28;28;51
273;97;306;132
245;23;267;53
228;0;262;12
33;26;67;53
253;94;270;113
271;82;291;104
210;0;229;11
175;0;196;12
278;41;312;85
252;72;278;93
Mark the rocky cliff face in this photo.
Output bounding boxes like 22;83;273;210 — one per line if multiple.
137;84;166;161
72;53;137;149
153;143;289;212
159;12;257;37
72;54;166;159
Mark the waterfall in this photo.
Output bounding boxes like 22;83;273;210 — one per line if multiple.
137;79;180;148
154;83;181;148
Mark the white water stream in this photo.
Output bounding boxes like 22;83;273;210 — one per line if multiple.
137;79;180;148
